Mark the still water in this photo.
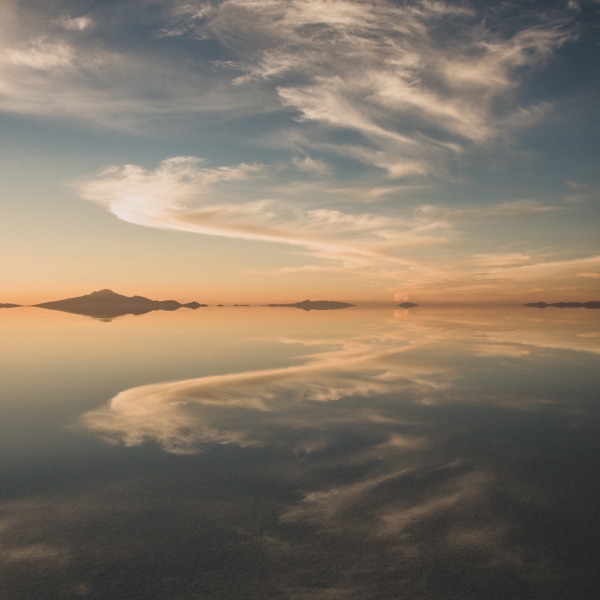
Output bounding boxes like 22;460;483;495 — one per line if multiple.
0;306;599;599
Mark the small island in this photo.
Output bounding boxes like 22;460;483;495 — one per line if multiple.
525;301;600;309
35;289;207;319
0;303;21;309
397;302;419;308
265;300;355;311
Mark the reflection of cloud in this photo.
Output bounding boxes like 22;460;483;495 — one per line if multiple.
74;308;596;594
0;542;69;566
80;340;446;453
377;470;494;538
12;310;599;595
80;310;599;455
279;463;528;573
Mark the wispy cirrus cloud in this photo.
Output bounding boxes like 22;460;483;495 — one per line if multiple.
0;1;262;127
2;0;596;301
2;38;76;71
164;0;576;173
0;0;578;165
471;253;532;268
75;151;600;303
75;156;461;266
53;16;93;31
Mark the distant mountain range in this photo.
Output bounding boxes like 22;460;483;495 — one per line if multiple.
397;302;419;308
266;300;355;311
0;303;21;308
525;301;600;309
35;289;206;318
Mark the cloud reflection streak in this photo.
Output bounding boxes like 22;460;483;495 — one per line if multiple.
80;310;599;454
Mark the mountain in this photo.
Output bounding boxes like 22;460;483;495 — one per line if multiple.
265;300;355;311
525;301;600;309
0;303;21;308
35;289;207;318
397;302;419;308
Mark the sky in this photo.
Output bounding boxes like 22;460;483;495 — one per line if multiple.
1;0;599;305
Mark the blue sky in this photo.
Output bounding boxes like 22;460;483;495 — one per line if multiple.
1;0;599;303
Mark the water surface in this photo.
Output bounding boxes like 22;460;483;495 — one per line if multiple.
1;307;599;599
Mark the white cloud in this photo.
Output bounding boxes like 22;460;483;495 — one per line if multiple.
54;16;93;31
490;254;600;278
291;155;331;175
0;1;264;127
75;154;597;302
2;0;594;301
2;38;75;71
178;0;575;173
563;181;598;203
0;0;577;167
471;253;532;267
75;156;459;265
413;199;556;222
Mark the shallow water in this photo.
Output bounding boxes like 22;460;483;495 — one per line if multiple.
1;306;599;599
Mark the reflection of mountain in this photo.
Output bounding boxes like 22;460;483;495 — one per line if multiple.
0;303;21;308
525;301;600;309
397;302;419;308
266;299;355;311
35;289;206;319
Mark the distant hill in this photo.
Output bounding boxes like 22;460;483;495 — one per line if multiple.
35;289;206;318
265;300;355;311
397;302;419;308
525;301;600;309
0;303;21;308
